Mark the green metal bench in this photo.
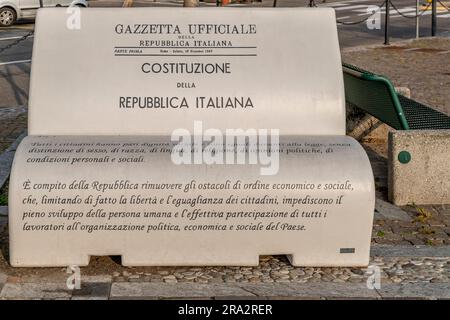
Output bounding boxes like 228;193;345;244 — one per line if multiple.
342;63;450;130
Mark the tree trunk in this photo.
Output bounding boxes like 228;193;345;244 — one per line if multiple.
184;0;199;7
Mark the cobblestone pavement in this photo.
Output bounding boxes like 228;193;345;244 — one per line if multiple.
0;241;449;299
0;38;450;299
0;107;26;154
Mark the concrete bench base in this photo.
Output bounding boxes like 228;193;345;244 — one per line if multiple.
388;130;450;205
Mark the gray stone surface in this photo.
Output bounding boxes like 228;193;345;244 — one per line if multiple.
373;211;384;220
71;282;111;300
239;283;380;299
0;272;6;296
0;206;7;217
0;132;25;189
377;283;450;299
375;198;411;221
388;130;450;205
371;245;450;257
82;275;112;283
110;283;255;299
72;296;109;300
0;283;72;299
1;268;450;299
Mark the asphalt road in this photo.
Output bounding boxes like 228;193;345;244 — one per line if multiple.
319;0;450;47
0;22;33;108
0;0;449;108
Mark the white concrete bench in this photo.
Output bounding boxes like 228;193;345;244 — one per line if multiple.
9;7;374;267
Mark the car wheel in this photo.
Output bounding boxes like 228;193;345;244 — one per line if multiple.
0;7;16;27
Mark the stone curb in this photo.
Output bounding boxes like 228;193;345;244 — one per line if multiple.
1;282;449;300
109;283;380;300
0;272;6;296
370;245;450;257
374;199;411;221
0;282;72;299
71;282;111;300
0;281;112;300
341;36;444;53
238;283;380;299
376;283;450;300
110;283;255;300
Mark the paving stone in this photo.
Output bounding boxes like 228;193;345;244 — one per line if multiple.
0;283;72;299
375;199;411;221
371;245;450;257
213;296;268;300
239;283;380;299
373;211;384;220
377;283;450;299
110;283;255;299
81;275;112;283
71;296;109;300
71;282;111;299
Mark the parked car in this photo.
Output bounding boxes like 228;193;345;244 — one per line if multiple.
0;0;88;27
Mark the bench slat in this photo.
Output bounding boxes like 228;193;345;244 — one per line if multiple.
398;95;450;130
